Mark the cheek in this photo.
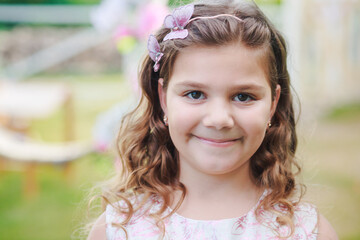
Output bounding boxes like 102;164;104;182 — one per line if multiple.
167;99;199;137
167;95;201;121
238;105;270;134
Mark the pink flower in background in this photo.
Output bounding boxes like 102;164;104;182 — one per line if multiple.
137;2;170;39
114;26;133;40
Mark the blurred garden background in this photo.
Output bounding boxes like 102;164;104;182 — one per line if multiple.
0;0;359;239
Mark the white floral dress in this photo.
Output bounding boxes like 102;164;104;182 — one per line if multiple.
106;191;318;240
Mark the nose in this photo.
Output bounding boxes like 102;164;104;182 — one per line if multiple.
202;98;234;130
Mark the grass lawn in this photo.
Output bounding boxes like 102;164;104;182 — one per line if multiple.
0;75;359;239
0;153;113;240
0;74;127;239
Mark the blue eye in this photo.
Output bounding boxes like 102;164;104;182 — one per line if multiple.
234;93;253;102
186;91;204;100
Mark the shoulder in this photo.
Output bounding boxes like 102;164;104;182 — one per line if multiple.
317;214;338;240
106;194;162;223
292;202;319;236
105;194;164;238
87;212;106;240
293;202;318;220
87;196;140;240
293;202;338;239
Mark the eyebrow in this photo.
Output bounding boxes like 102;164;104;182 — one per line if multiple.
174;82;208;89
174;81;266;91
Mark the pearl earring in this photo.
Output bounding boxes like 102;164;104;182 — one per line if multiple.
163;115;168;126
268;122;272;128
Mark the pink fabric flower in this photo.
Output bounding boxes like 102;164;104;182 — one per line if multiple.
147;35;163;72
163;4;194;41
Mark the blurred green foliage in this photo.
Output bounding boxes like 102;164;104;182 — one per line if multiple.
0;0;100;4
325;102;360;122
256;0;282;4
168;0;193;6
1;0;282;5
168;0;282;7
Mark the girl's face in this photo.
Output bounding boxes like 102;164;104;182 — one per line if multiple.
158;43;280;178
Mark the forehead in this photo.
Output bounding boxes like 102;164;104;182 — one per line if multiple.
168;43;270;88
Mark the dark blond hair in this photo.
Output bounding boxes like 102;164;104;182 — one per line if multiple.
101;0;303;238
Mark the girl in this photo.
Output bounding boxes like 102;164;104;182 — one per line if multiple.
88;1;338;239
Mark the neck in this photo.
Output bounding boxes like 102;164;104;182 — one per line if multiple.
170;161;263;220
182;161;257;198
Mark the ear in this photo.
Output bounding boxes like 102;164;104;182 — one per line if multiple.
158;78;168;115
270;84;281;119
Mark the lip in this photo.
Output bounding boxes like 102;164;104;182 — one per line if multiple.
194;135;240;147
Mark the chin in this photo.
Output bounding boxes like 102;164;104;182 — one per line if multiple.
194;156;249;175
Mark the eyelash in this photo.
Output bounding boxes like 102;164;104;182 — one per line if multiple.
233;93;255;102
184;91;255;102
185;91;205;100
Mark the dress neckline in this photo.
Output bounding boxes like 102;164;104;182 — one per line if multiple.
166;189;268;222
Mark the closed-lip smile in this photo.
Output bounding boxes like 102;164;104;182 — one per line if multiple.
194;135;240;147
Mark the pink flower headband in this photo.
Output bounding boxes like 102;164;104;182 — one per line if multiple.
147;35;163;72
147;4;243;72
